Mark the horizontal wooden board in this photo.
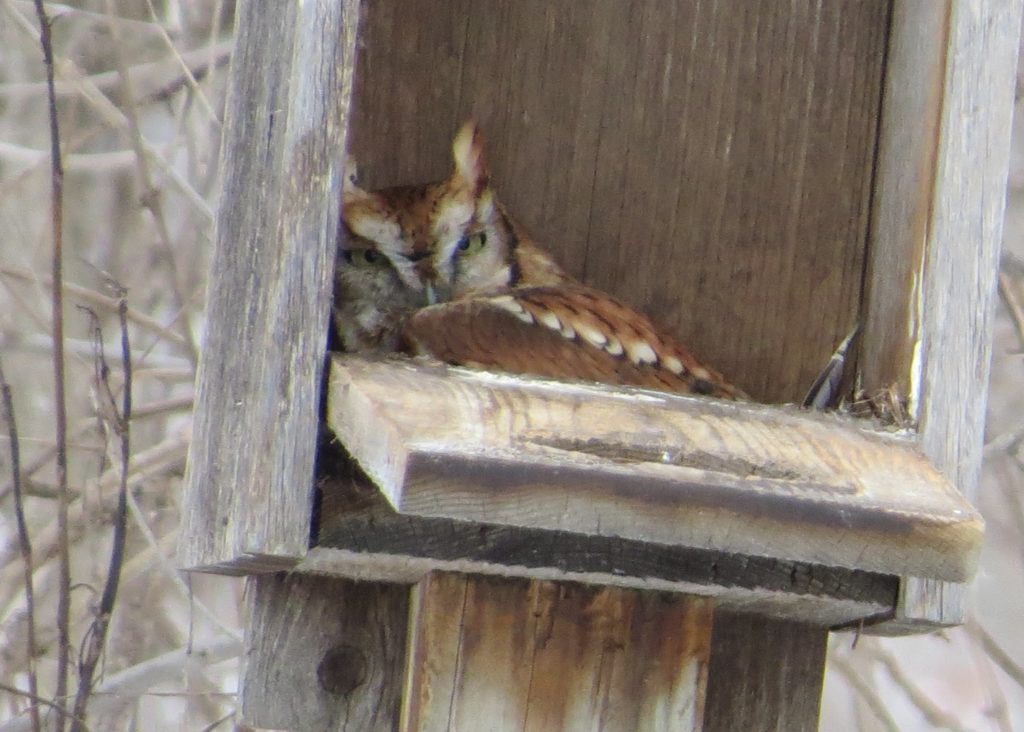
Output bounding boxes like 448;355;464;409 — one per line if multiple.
327;355;982;583
310;466;898;627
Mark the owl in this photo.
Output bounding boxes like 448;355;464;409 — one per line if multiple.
336;121;572;353
334;121;744;400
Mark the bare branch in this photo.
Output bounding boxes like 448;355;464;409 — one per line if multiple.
105;0;200;370
867;644;970;732
0;358;40;731
70;291;132;730
0;266;190;351
967;619;1024;690
139;0;222;124
828;653;900;732
0;681;87;732
31;1;72;727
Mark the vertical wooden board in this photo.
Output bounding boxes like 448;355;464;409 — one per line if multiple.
704;612;828;732
242;574;408;731
860;0;948;397
863;0;1021;635
348;0;890;402
178;0;360;571
402;573;713;732
916;0;1023;496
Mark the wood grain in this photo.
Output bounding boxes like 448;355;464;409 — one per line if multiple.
328;355;983;582
915;0;1023;497
347;0;890;403
704;612;828;732
864;0;1022;632
241;573;408;731
310;466;898;627
860;0;949;397
177;0;359;572
401;573;712;731
865;577;969;636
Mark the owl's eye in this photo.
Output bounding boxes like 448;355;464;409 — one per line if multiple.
344;248;386;268
456;232;487;256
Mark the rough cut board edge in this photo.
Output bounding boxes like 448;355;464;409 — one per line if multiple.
328;355;983;583
296;547;892;629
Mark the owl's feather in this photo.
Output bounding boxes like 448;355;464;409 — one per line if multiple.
403;286;745;399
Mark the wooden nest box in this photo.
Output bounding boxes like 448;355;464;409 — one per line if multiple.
180;2;1020;730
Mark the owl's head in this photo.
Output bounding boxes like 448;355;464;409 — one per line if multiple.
335;121;520;351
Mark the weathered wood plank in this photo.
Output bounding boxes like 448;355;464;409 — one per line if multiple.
864;0;1022;633
704;612;828;732
915;0;1023;497
401;573;712;731
241;573;407;731
309;466;898;627
328;355;982;582
864;577;969;636
178;0;360;572
861;0;949;399
347;0;890;403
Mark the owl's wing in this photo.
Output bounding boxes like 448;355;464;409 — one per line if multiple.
402;286;745;399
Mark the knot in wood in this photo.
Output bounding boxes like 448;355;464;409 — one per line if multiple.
317;643;367;696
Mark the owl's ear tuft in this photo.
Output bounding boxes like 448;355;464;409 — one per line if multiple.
342;154;375;207
451;119;489;194
343;155;360;189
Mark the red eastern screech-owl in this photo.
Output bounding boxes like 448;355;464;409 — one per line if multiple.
334;121;744;400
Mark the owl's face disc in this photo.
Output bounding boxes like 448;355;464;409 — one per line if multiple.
334;122;519;352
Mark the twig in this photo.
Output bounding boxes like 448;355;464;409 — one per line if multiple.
140;0;221;123
0;38;233;101
967;619;1024;690
868;645;970;732
32;2;72;728
0;358;40;732
998;271;1024;343
828;654;901;732
1;638;242;732
70;293;132;730
0;394;191;506
0;681;87;732
105;0;200;370
0;266;189;349
3;2;216;224
198;712;236;732
962;625;1013;732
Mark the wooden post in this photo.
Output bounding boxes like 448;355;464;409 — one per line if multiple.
402;574;712;731
242;574;407;731
704;613;828;732
177;0;359;573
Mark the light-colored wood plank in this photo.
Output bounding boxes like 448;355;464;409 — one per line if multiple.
328;355;982;582
915;0;1023;497
347;0;890;403
863;577;969;636
241;573;408;731
704;612;828;732
401;573;712;731
860;0;950;398
178;0;360;572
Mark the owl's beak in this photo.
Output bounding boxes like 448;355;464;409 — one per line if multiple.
423;280;452;306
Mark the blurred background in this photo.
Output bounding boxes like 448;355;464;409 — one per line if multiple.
0;1;1020;729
